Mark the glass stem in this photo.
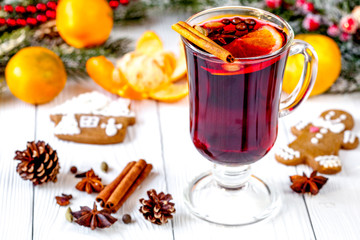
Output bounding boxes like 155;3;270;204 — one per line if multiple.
212;164;251;189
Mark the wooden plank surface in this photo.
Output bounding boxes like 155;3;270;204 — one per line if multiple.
0;90;35;240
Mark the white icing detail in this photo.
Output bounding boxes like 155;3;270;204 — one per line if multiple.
312;117;345;133
276;146;300;160
311;138;319;144
105;118;117;137
315;155;341;168
320;128;328;134
54;114;80;135
340;114;347;120
316;133;323;139
295;121;308;131
52;91;135;117
101;118;124;137
343;130;356;144
79;116;100;128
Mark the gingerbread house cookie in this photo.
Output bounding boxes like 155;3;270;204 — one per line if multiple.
50;91;135;144
275;110;359;174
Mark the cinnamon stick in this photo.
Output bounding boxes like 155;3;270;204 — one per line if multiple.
172;21;234;63
110;163;153;213
106;159;147;208
96;161;136;207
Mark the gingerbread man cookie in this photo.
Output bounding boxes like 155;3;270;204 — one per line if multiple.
275;110;359;174
50;91;135;144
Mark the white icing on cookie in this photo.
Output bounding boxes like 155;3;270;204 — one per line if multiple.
340;114;347;120
79;116;100;128
325;112;334;120
312;117;345;133
316;133;323;139
295;121;308;131
101;118;123;137
54;114;81;135
52;91;135;117
276;146;300;160
320;128;328;134
343;130;356;144
315;155;341;168
311;138;319;144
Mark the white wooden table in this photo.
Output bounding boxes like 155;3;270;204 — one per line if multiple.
1;12;360;240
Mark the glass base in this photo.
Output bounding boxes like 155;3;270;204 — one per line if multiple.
184;166;281;226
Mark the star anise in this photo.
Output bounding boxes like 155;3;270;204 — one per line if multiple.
71;202;117;230
75;169;104;194
290;171;328;195
55;193;72;206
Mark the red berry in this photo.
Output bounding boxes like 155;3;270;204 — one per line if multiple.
302;14;321;31
36;14;47;23
6;18;16;26
302;2;314;13
26;17;37;25
266;0;282;9
15;6;26;13
295;0;306;8
36;3;47;11
46;1;57;10
26;5;37;13
340;32;351;42
109;0;120;8
340;15;358;34
327;24;340;37
46;10;56;19
0;18;6;26
119;0;130;5
16;19;27;26
4;5;14;12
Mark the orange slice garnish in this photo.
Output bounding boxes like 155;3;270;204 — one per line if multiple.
149;79;189;102
224;25;284;58
136;31;164;56
86;56;126;94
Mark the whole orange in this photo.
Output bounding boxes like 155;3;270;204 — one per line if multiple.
5;47;67;105
56;0;113;48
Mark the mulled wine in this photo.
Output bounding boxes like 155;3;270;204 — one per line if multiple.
187;16;288;165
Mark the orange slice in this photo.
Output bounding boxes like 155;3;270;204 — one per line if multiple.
223;25;284;58
170;43;187;82
136;31;163;56
149;79;189;102
86;56;126;94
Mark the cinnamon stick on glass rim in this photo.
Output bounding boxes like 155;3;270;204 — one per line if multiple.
172;21;235;63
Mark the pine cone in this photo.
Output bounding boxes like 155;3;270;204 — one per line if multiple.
33;20;64;47
139;189;175;225
14;141;60;186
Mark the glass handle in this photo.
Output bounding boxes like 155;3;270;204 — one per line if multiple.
279;39;318;118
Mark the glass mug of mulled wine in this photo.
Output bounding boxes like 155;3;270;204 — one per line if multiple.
179;6;318;225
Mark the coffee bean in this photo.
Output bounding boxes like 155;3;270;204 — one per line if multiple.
70;166;77;174
244;19;256;25
235;23;247;31
231;17;241;25
221;19;230;25
122;214;132;224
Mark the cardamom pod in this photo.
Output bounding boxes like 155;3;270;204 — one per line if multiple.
65;207;73;222
100;161;108;173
